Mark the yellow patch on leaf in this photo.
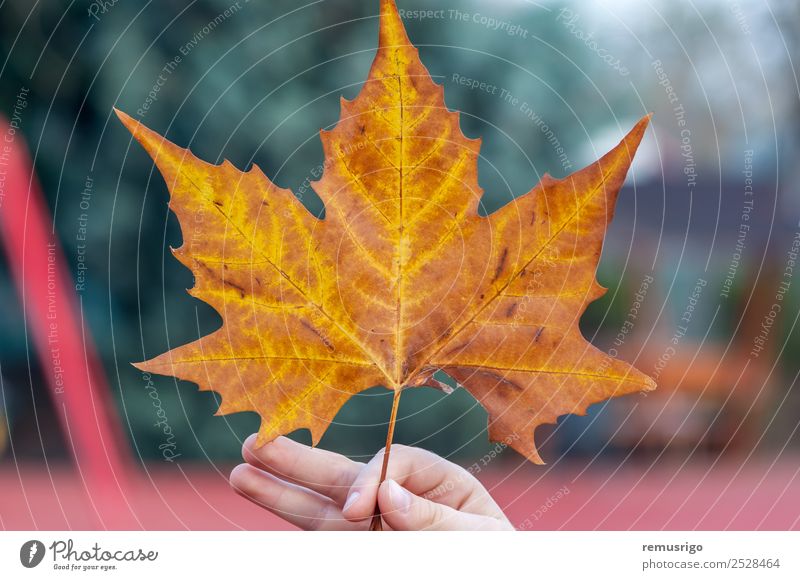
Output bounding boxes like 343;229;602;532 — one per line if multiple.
120;0;655;463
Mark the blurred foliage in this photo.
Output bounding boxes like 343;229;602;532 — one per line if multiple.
1;0;798;463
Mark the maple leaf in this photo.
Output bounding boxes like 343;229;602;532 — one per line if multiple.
119;0;655;470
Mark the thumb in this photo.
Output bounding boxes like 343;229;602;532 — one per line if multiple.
378;479;502;531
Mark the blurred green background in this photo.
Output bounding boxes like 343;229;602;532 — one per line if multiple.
1;0;799;468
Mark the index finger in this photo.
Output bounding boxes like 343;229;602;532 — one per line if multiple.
242;434;363;506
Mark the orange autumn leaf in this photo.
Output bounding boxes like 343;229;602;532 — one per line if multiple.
119;0;655;465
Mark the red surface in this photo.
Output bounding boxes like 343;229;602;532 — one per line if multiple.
1;460;797;530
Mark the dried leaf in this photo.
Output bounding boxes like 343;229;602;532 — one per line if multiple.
120;0;655;464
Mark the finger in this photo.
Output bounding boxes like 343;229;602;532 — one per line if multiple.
341;445;484;522
229;463;367;531
242;434;362;505
378;479;511;531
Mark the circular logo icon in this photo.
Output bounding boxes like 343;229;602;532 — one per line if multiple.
19;540;46;568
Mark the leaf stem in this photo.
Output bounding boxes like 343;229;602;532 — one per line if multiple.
369;386;404;531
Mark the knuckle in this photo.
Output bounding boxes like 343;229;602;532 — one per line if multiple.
370;448;387;464
306;503;331;531
251;439;280;464
416;499;441;527
330;465;356;498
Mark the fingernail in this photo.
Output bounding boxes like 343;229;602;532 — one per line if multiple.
387;479;411;514
343;491;360;512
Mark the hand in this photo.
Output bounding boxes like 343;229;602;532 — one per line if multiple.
230;434;514;531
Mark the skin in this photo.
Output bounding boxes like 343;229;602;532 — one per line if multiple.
230;435;514;531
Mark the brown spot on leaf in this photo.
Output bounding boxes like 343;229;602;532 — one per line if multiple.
443;340;470;358
301;320;335;351
478;370;523;394
505;302;518;317
491;248;508;284
223;279;246;298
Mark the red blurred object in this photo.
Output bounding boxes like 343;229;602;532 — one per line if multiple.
0;115;134;527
